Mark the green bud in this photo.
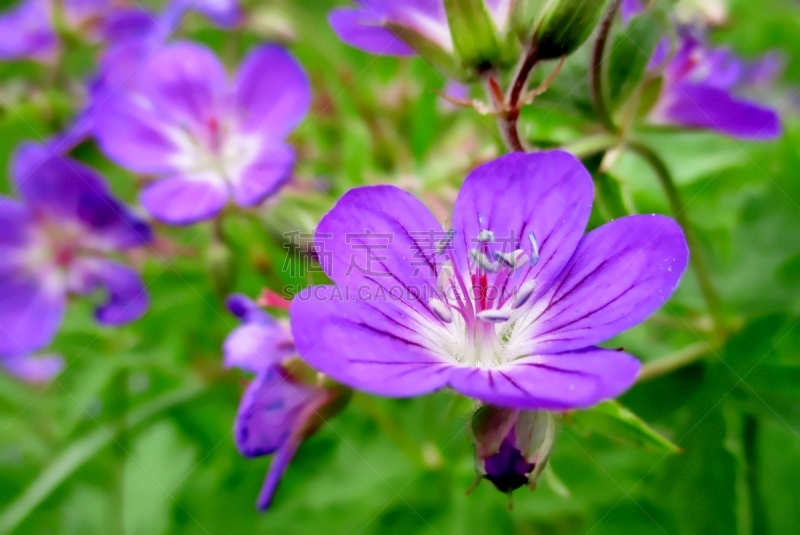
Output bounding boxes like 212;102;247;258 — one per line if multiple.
533;0;612;60
444;0;504;72
511;0;549;41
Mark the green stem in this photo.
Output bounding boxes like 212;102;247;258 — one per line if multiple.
591;0;622;134
637;341;711;382
110;368;128;535
562;133;619;159
627;142;726;336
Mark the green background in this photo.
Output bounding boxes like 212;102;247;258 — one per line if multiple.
1;0;799;533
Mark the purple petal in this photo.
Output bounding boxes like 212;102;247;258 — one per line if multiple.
93;91;183;174
230;144;294;207
654;82;781;140
235;366;317;458
226;294;273;324
0;272;65;354
162;0;242;29
448;348;641;410
528;215;688;354
1;353;63;383
134;43;227;132
621;0;645;22
224;324;294;374
328;8;416;56
291;288;451;397
451;151;594;306
141;174;228;224
12;144;152;249
0;0;58;62
72;260;149;325
257;432;301;511
233;45;311;138
0;198;34;265
315;185;444;317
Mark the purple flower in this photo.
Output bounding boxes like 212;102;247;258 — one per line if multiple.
225;295;348;510
93;43;310;225
291;151;688;410
329;0;513;57
0;0;58;62
1;352;63;383
0;143;151;355
648;33;782;140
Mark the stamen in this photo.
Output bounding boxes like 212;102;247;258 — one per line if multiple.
476;309;512;323
528;232;540;266
512;280;536;309
429;298;453;323
470;249;499;273
477;230;495;243
494;249;529;270
436;229;456;255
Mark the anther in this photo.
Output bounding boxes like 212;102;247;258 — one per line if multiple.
429;298;453;323
494;249;529;270
512;280;537;309
470;249;499;272
476;309;512;323
528;232;540;266
477;229;495;243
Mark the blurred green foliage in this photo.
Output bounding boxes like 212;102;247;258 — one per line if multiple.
0;0;799;533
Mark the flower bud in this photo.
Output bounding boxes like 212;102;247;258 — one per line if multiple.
471;406;557;494
533;0;613;60
444;0;504;72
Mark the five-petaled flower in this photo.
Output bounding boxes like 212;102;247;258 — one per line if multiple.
0;144;151;359
93;42;310;225
225;295;349;510
623;2;782;140
291;151;688;410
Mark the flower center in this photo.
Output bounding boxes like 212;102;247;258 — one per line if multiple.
425;229;540;368
167;116;262;185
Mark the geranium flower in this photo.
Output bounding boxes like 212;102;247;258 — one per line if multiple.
647;33;782;140
225;295;349;510
329;0;513;57
0;144;151;356
622;3;781;140
291;151;688;410
93;43;310;224
0;0;241;63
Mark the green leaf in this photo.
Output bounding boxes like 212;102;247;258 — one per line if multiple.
568;400;680;454
608;13;663;108
0;383;204;534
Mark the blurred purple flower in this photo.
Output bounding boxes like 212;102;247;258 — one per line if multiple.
0;143;151;356
291;151;689;410
621;3;781;140
93;43;310;224
1;352;64;383
329;0;513;57
0;0;58;62
0;0;241;63
225;295;347;511
648;33;782;140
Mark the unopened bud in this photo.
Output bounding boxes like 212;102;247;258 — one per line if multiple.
534;0;612;60
471;406;557;494
444;0;504;72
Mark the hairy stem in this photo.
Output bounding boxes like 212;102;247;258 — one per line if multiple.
591;0;622;133
628;142;726;336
